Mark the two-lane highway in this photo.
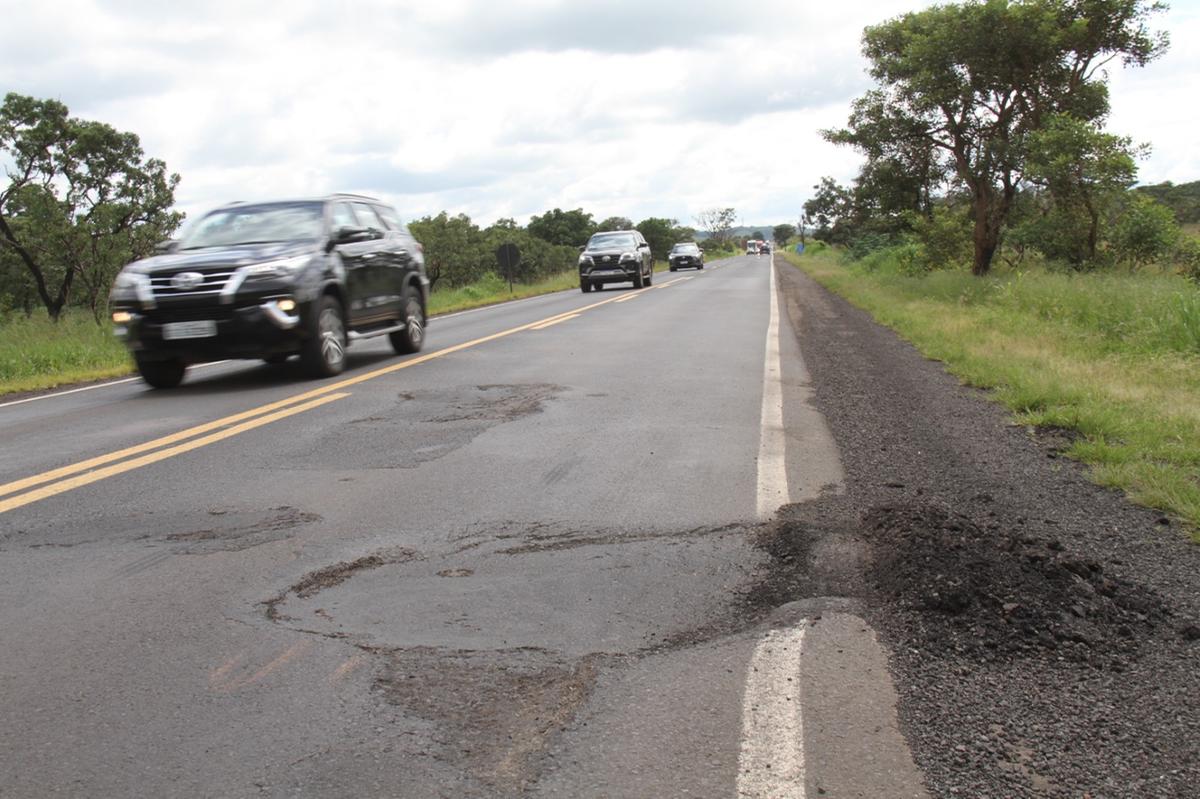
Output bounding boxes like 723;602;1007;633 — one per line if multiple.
0;255;922;798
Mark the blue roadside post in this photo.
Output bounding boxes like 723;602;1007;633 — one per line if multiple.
795;243;805;254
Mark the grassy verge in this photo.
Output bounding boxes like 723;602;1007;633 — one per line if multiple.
783;247;1200;538
0;313;133;396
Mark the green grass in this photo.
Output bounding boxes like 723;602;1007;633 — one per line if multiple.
0;312;133;395
783;247;1200;538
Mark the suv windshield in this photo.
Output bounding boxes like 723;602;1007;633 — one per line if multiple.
671;244;698;253
179;202;325;249
588;233;637;250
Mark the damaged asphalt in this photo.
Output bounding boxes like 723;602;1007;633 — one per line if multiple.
3;255;1198;798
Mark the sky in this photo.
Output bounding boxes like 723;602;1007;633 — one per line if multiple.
2;0;1198;230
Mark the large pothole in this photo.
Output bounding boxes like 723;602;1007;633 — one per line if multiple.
266;522;765;657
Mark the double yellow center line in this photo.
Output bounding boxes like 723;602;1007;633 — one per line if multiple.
1;277;693;515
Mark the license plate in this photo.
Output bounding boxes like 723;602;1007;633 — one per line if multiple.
162;320;217;340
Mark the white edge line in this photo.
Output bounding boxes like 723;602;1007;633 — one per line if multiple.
737;625;807;799
0;361;232;410
756;259;790;519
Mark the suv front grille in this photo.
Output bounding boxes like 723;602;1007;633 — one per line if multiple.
149;266;238;300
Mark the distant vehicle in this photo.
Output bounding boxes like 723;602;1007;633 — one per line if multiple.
668;242;704;271
579;230;654;292
109;194;429;388
746;241;761;255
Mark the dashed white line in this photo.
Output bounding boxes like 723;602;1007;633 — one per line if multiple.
738;626;807;798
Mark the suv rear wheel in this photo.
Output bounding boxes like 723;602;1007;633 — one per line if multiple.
301;295;347;377
135;353;186;389
389;290;425;354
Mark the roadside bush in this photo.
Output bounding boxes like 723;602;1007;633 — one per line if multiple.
1111;194;1180;270
848;231;894;260
910;206;972;271
1173;236;1200;283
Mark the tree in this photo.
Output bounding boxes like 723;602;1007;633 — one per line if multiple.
0;93;182;319
408;212;486;290
635;217;678;261
828;0;1167;275
772;224;796;246
597;216;633;231
803;178;855;244
527;207;596;247
1023;114;1141;265
693;208;737;243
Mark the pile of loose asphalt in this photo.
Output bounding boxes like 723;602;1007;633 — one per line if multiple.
760;263;1200;798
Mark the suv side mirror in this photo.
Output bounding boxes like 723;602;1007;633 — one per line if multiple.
154;239;179;254
330;225;372;247
638;242;650;249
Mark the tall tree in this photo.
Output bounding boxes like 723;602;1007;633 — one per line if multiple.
597;216;633;231
828;0;1167;274
0;93;182;319
408;212;485;290
693;208;737;243
773;224;796;245
1023;113;1142;265
527;207;596;247
803;178;855;244
634;217;677;261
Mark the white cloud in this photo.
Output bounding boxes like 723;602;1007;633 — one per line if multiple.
0;0;1193;231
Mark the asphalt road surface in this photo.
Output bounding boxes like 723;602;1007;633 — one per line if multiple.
5;253;1196;798
1;255;923;798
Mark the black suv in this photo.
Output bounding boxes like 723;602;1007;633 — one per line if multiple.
668;242;704;271
578;230;654;292
109;195;429;388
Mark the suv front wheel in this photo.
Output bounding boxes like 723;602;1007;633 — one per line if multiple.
301;295;347;377
135;353;187;389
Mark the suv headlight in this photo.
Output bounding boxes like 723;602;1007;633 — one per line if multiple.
245;255;309;278
620;252;636;261
578;254;593;266
110;268;154;306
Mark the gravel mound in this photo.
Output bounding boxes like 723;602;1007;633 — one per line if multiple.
863;503;1174;667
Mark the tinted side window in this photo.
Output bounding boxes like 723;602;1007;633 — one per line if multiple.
331;203;358;230
351;203;385;231
375;205;403;231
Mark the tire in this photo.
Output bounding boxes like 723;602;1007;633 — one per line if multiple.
135;354;186;389
301;294;347;378
580;280;592;293
697;263;704;270
389;290;426;355
632;270;644;289
669;265;677;272
644;266;653;286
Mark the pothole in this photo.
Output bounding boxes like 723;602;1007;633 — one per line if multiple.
282;384;565;470
264;523;764;657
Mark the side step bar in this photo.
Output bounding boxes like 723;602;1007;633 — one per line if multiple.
348;321;406;342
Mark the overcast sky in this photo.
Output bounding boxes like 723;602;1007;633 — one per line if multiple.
2;0;1197;229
